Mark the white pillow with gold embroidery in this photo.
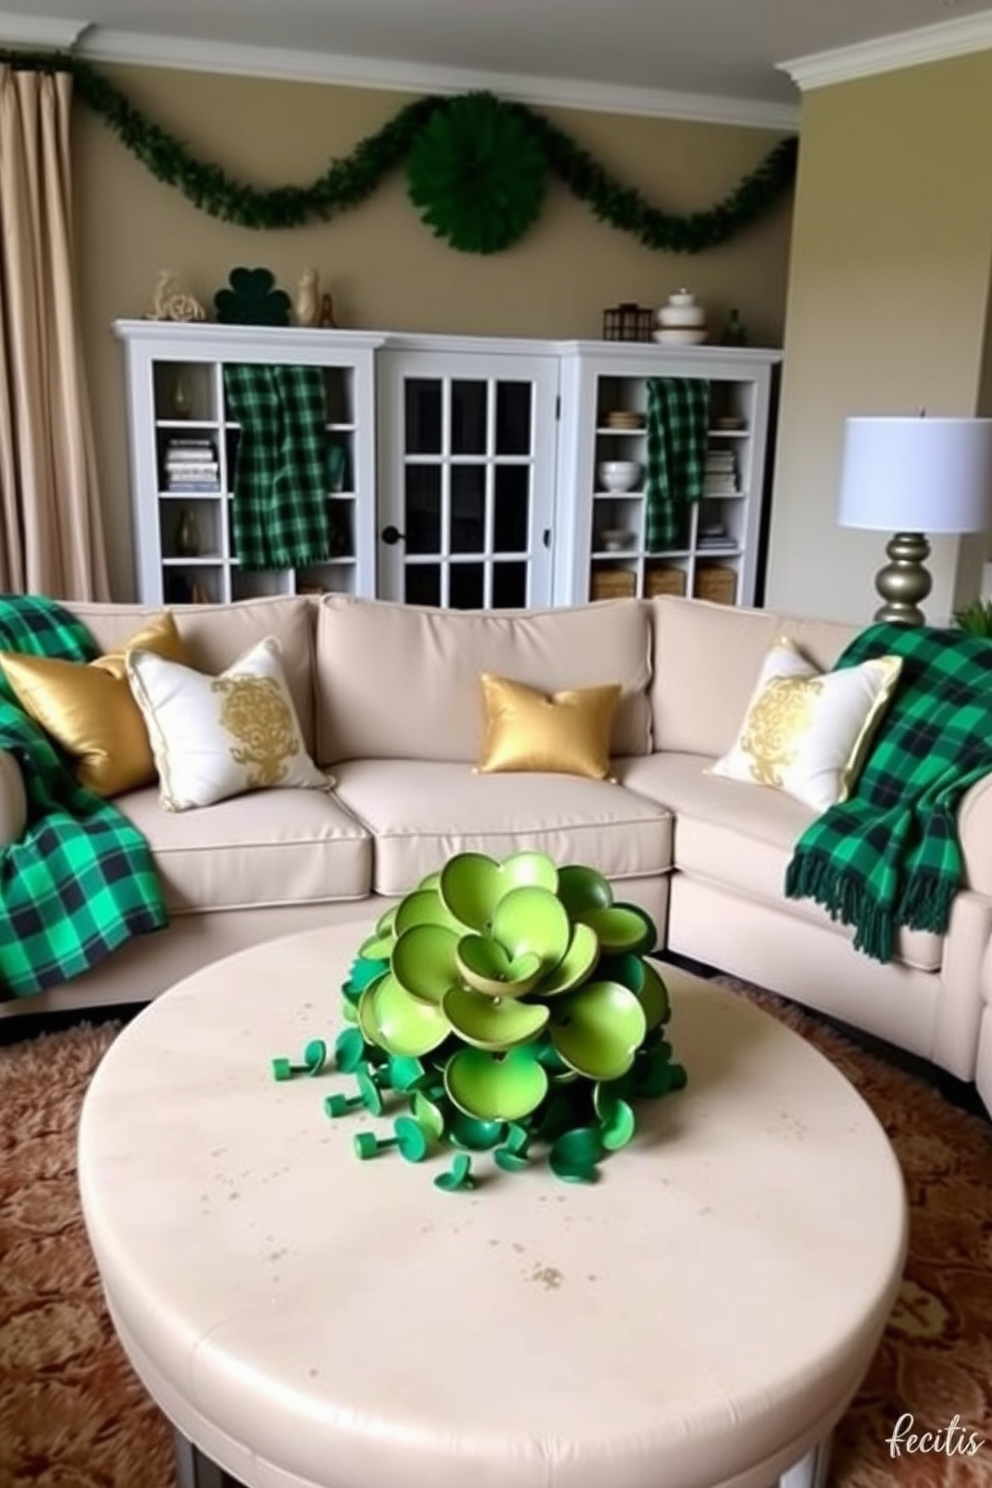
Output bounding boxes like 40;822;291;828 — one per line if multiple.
126;636;333;811
709;635;902;812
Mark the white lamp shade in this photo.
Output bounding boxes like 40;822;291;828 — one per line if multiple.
838;416;992;534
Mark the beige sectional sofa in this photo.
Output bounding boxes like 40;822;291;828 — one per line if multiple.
3;592;992;1098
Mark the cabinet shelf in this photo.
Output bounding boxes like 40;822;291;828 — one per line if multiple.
156;419;222;431
230;555;355;568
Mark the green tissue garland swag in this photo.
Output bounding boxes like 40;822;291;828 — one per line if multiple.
271;851;687;1190
1;50;796;254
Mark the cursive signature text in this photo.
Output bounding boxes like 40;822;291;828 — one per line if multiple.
886;1413;985;1458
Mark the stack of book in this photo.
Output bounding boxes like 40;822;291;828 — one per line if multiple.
163;437;220;492
703;448;737;496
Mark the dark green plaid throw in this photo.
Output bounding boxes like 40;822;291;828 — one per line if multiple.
0;595;167;998
223;364;333;571
644;377;710;551
785;621;992;964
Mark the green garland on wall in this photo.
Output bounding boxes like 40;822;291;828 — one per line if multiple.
1;49;798;254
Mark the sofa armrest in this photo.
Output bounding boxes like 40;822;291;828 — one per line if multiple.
0;749;27;846
959;775;992;895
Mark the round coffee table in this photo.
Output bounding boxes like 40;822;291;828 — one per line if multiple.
78;924;907;1488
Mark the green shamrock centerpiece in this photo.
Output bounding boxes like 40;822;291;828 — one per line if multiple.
287;852;686;1186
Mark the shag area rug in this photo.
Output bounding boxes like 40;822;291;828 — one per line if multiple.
1;983;991;1488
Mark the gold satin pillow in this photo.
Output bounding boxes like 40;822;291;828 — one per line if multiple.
0;611;187;797
477;673;621;780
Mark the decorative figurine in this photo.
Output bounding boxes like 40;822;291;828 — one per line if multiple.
295;268;320;327
175;508;200;557
723;308;750;347
318;292;337;329
150;270;207;323
169;371;191;419
213;267;291;327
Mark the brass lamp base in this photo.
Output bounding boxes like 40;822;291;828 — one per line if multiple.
873;531;931;626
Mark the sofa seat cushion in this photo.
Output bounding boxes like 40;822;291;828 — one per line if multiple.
114;786;371;913
615;752;942;974
330;759;673;897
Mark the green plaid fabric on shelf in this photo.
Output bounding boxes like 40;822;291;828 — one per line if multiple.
643;377;710;551
785;621;992;964
223;364;333;571
0;594;167;999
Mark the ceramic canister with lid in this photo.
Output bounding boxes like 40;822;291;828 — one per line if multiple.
657;290;707;329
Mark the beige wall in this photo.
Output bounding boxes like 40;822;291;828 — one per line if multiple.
766;53;992;627
70;64;793;598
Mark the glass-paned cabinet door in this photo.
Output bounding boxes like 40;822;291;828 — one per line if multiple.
376;348;560;608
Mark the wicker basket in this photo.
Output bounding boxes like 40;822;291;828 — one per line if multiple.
693;564;738;606
590;567;637;601
645;565;687;598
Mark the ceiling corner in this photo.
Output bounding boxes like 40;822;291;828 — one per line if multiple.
0;10;91;47
780;8;992;92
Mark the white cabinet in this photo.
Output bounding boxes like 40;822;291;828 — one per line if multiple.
554;343;781;607
115;324;780;613
113;321;384;606
375;338;561;608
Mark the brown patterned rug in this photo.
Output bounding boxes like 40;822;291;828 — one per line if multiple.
1;983;991;1488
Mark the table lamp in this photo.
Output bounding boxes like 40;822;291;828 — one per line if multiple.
838;414;992;625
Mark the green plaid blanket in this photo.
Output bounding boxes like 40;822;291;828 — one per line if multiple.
644;377;710;551
0;595;167;999
784;621;992;964
223;364;333;571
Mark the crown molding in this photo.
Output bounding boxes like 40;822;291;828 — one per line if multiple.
0;11;90;47
780;9;992;92
41;25;798;131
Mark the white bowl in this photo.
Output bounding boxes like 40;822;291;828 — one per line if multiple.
652;328;708;346
599;528;636;551
598;460;642;492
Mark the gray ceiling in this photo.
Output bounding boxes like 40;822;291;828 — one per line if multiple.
9;0;992;110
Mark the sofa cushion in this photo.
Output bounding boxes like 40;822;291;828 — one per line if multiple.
649;596;857;758
65;596;317;753
330;759;672;897
0;611;188;798
314;596;653;765
114;785;371;913
127;637;332;812
709;636;902;812
477;673;621;779
0;750;27;846
616;751;942;973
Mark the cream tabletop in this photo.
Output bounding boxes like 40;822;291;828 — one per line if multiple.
78;923;907;1488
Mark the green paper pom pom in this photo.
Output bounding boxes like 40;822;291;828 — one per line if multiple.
406;92;547;255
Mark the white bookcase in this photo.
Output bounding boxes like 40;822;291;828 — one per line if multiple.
114;321;385;606
115;324;780;613
554;342;781;607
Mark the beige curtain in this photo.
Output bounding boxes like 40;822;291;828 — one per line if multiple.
0;66;109;599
